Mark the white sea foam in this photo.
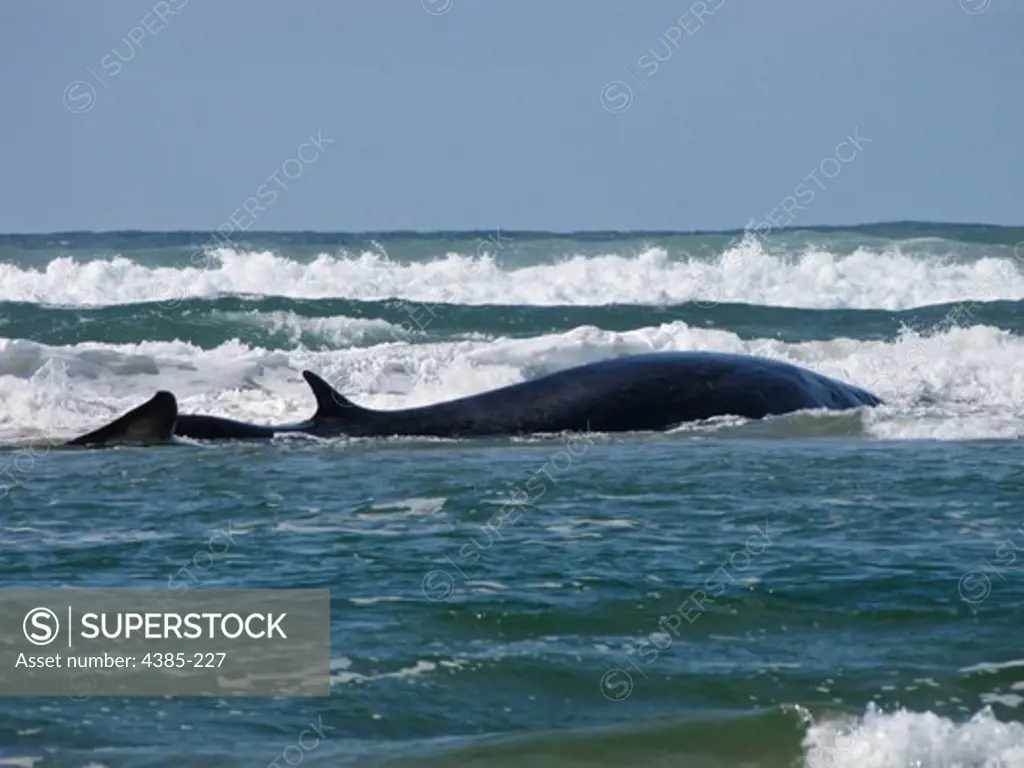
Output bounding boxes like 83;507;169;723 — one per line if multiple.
329;657;440;685
0;320;1021;445
217;310;409;347
0;243;1021;309
0;758;45;768
802;704;1024;767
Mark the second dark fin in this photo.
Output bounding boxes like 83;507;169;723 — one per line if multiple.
65;391;178;448
301;371;371;420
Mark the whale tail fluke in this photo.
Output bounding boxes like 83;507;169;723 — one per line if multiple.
301;371;374;421
65;391;179;448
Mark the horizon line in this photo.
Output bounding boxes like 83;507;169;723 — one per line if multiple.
1;220;1022;239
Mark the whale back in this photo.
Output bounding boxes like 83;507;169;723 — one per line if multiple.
65;391;178;447
301;371;378;433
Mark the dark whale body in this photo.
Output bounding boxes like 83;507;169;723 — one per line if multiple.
64;397;311;447
65;391;180;447
173;413;307;440
64;352;883;447
303;351;882;438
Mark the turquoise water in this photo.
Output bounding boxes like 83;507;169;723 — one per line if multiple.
1;225;1023;767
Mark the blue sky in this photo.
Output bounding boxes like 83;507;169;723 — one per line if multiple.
2;0;1021;233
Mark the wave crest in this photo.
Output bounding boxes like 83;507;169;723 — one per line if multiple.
1;243;1021;309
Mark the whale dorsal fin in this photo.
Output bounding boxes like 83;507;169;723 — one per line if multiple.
301;371;373;420
65;391;178;448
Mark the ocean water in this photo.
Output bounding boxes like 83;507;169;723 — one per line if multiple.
1;224;1023;767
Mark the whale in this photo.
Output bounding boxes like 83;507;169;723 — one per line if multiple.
65;391;179;447
63;351;883;447
64;397;315;447
300;351;882;438
62;392;301;447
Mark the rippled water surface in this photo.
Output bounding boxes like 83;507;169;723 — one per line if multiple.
1;226;1023;766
